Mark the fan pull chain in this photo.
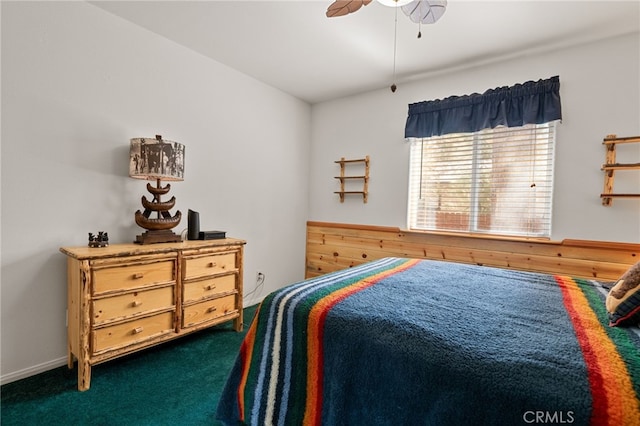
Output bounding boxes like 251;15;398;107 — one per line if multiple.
390;5;398;93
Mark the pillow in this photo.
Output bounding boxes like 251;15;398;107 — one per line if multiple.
606;261;640;327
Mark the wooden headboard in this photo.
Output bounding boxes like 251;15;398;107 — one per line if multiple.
306;221;639;281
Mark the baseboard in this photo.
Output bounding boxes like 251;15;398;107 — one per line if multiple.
3;300;267;386
1;356;68;386
243;295;265;314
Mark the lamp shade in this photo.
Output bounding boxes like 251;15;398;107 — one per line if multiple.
129;135;185;181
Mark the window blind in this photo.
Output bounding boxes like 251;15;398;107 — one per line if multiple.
408;122;557;237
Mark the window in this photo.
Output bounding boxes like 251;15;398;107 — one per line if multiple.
407;121;557;237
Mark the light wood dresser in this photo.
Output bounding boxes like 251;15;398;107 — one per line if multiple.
60;238;246;391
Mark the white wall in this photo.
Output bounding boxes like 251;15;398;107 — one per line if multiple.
309;32;640;243
1;2;310;383
2;2;639;386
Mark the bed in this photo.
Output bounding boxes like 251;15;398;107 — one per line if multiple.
216;257;640;425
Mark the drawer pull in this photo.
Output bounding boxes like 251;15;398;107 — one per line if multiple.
205;284;217;291
207;262;217;268
132;273;144;279
132;326;144;334
131;300;143;307
207;306;217;313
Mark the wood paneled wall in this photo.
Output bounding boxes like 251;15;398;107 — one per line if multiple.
306;221;639;281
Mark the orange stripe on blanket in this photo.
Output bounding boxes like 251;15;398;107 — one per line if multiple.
237;304;262;422
303;259;421;426
555;276;640;425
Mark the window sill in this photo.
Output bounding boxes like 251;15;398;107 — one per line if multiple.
402;228;553;244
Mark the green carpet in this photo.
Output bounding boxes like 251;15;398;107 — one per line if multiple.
1;305;257;426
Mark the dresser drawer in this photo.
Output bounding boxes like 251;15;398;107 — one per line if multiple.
183;253;236;280
93;261;175;295
183;274;236;304
92;312;174;353
183;294;237;328
92;286;174;326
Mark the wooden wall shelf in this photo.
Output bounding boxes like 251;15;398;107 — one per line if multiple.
334;156;369;203
601;134;640;206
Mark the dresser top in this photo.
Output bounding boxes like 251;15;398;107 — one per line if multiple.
60;238;246;260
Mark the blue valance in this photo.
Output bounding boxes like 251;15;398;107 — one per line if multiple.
404;76;562;139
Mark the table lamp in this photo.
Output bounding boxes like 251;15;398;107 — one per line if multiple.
129;135;185;244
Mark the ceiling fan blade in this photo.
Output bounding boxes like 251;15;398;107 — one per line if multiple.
326;0;373;18
401;0;447;24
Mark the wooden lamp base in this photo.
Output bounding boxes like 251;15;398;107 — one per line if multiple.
135;229;183;245
133;180;183;245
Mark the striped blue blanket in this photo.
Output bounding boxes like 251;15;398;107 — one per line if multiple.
217;257;640;425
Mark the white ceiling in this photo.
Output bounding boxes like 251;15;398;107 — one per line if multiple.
91;0;640;104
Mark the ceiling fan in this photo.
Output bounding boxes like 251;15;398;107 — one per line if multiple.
326;0;447;25
326;0;447;92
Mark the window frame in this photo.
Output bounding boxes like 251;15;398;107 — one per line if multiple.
407;121;557;238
